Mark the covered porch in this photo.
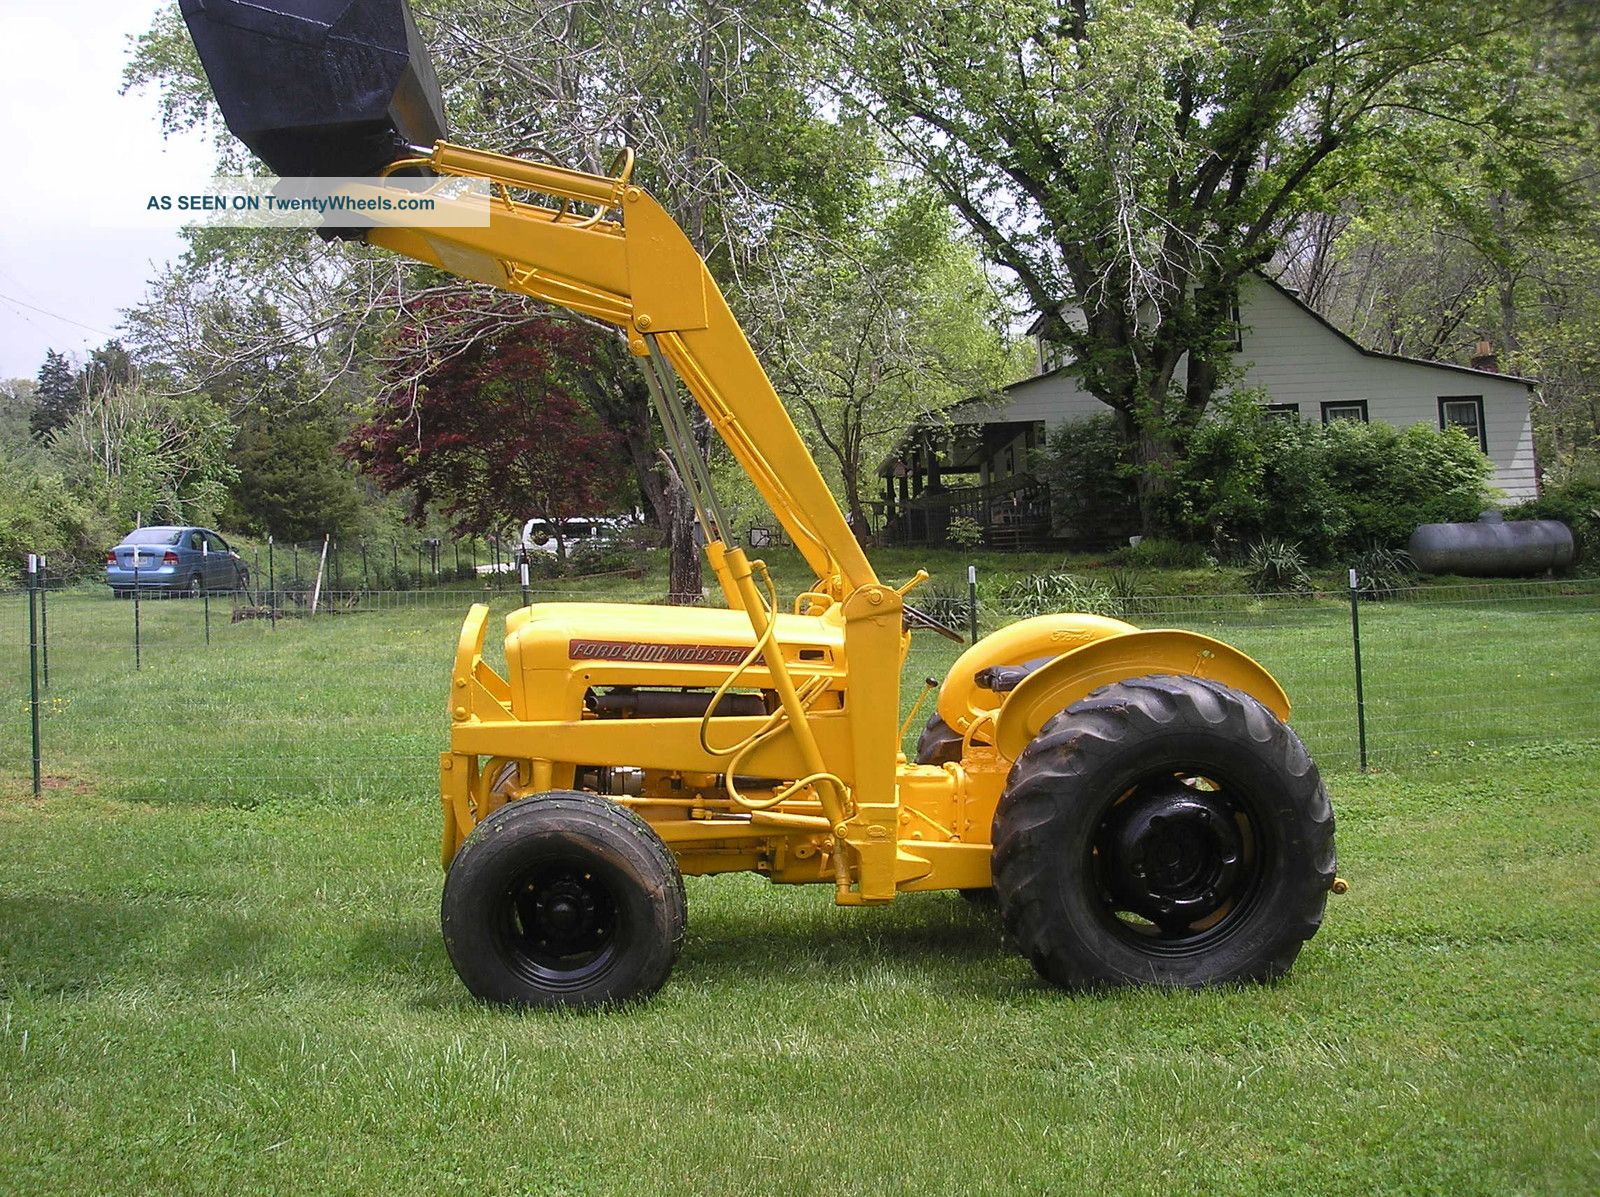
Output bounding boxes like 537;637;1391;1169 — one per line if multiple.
872;419;1053;549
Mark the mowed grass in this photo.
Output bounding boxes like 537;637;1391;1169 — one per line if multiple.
1;583;1597;1195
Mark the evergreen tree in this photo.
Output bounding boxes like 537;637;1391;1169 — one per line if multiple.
29;349;79;442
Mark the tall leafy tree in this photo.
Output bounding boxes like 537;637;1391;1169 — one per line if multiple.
1275;4;1600;478
817;0;1593;530
753;184;1021;528
224;407;366;541
51;384;237;527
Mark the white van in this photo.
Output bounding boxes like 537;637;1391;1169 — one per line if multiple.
520;514;639;555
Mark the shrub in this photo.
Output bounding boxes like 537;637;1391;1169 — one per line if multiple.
1034;403;1499;563
1322;420;1494;547
1114;536;1215;569
1034;416;1138;546
914;582;971;629
1243;538;1313;597
0;448;110;585
1505;468;1600;564
1350;544;1420;599
565;542;638;576
1165;403;1494;560
992;571;1123;618
946;515;984;550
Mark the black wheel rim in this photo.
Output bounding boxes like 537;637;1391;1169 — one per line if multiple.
490;856;624;992
1088;771;1268;956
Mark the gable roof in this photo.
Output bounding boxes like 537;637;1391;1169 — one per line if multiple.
1024;273;1539;388
1252;274;1539;388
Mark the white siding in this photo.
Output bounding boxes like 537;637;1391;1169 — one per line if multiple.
972;369;1108;426
979;277;1540;501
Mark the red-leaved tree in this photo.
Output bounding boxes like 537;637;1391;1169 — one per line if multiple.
343;308;635;561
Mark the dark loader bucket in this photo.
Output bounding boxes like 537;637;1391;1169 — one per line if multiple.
179;0;447;177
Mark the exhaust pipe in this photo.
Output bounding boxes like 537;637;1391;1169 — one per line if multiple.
179;0;447;177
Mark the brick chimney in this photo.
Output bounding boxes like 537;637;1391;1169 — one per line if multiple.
1471;337;1498;373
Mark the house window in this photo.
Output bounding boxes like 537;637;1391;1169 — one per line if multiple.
1321;400;1369;424
1263;403;1300;420
1228;291;1243;352
1439;396;1487;452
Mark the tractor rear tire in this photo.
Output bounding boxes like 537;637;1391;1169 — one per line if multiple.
442;790;686;1008
992;674;1334;991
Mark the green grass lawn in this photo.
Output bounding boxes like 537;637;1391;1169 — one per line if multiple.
1;579;1597;1194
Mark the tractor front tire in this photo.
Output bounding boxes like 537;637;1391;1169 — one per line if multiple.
992;675;1334;991
442;790;686;1008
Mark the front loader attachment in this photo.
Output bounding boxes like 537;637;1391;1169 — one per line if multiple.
179;0;447;176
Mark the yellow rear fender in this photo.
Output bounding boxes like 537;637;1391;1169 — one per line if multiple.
936;613;1138;733
992;630;1291;762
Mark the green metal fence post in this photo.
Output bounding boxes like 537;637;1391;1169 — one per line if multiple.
133;553;142;669
967;563;979;644
202;543;211;646
1349;567;1369;770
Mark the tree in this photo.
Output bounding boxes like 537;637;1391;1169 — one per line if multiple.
0;378;37;453
83;340;136;396
1273;3;1600;480
342;315;635;561
224;407;366;541
753;183;1020;529
0;443;106;585
818;0;1594;531
51;384;237;528
29;350;79;442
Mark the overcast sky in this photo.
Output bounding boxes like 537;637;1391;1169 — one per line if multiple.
0;1;216;380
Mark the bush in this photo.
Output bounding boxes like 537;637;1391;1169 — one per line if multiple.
1164;403;1494;560
1113;536;1216;569
0;448;110;585
1032;403;1499;563
946;515;983;550
1324;421;1494;547
1504;468;1600;564
1034;416;1139;546
1243;538;1313;597
991;571;1124;618
914;582;971;629
1350;544;1420;599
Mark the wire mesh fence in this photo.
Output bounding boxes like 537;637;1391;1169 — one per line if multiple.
4;571;1597;806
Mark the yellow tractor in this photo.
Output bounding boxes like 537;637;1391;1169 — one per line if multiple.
182;0;1337;1007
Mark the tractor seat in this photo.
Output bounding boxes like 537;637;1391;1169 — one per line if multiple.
972;656;1053;694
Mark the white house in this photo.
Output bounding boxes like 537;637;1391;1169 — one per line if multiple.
877;274;1539;546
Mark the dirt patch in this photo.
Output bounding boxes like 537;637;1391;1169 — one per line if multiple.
0;772;96;810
